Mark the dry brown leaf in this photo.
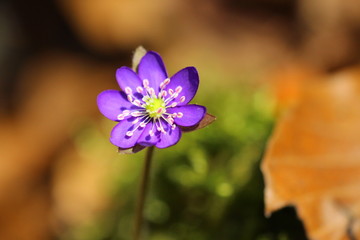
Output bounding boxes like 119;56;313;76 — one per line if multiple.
180;113;216;132
269;63;317;112
262;67;360;240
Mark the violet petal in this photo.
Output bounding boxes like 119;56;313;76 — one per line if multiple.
116;66;142;92
156;122;182;148
137;122;160;146
138;51;168;94
110;118;146;148
167;104;206;127
97;90;132;121
165;67;199;106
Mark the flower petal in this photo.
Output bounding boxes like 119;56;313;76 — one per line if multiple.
166;104;206;127
138;51;168;94
116;66;142;92
97;90;132;121
156;122;182;148
137;122;160;146
165;67;199;106
110;118;146;148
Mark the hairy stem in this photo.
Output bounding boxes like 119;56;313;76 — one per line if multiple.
133;146;155;240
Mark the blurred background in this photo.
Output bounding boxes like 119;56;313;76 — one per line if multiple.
1;0;360;239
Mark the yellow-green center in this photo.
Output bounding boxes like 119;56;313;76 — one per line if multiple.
145;97;166;118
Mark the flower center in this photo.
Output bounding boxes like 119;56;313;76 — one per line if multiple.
145;97;166;119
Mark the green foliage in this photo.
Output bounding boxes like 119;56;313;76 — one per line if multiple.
60;78;306;240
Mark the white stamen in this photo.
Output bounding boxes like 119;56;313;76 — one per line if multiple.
142;95;150;102
133;100;142;106
177;112;183;118
156;107;165;114
126;131;133;137
160;78;171;89
125;87;132;95
132;118;139;124
122;110;130;115
170;102;177;107
156;119;166;133
117;114;125;120
136;86;144;93
179;96;186;103
131;111;144;117
140;122;147;128
149;130;154;136
127;95;133;102
175;86;182;93
158;90;167;98
164;78;170;85
143;79;149;88
167;116;174;125
148;87;155;96
168;89;174;95
171;124;176;130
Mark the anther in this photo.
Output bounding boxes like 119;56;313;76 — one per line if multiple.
149;130;154;136
125;87;132;95
131;111;143;117
179;96;186;103
156;107;164;114
160;78;171;89
158;90;167;98
177;112;183;118
170;102;177;107
167;116;174;125
139;122;147;128
168;89;174;95
175;86;182;93
148;88;155;96
126;131;133;137
136;86;144;93
164;78;170;85
127;95;133;102
143;79;149;88
133;100;142;106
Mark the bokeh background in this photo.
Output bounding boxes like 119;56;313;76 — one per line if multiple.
2;0;360;239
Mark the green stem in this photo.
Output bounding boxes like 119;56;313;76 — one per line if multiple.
133;146;155;240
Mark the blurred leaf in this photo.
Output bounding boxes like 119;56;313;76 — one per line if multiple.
262;67;360;240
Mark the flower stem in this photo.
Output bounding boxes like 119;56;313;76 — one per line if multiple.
133;146;155;240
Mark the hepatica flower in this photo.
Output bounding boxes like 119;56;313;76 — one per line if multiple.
97;51;207;149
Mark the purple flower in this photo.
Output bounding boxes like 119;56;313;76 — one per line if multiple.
97;51;206;149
